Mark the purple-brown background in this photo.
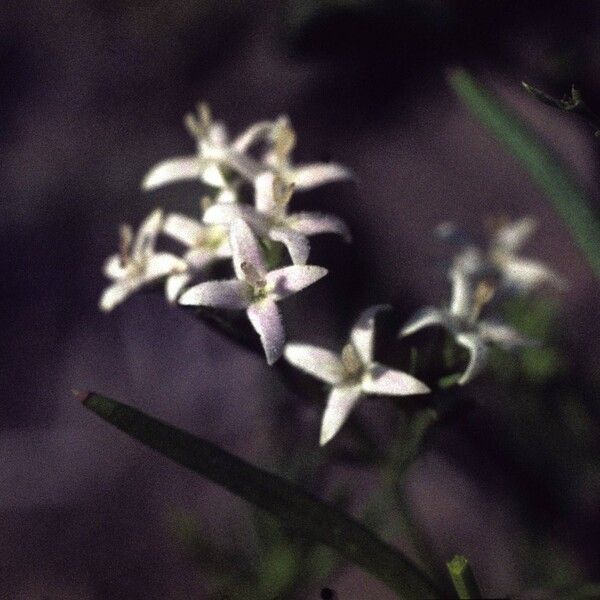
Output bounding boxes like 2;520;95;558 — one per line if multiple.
2;1;599;598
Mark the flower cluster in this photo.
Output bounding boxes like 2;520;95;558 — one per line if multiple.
100;104;352;365
100;103;565;446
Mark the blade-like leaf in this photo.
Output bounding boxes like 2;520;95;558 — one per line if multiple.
448;68;600;279
80;391;440;599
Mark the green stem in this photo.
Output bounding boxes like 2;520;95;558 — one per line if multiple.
447;555;482;599
382;410;441;583
80;391;441;599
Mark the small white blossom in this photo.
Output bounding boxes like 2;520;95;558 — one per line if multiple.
489;217;567;292
285;306;431;446
100;209;187;312
203;172;350;265
436;217;566;294
161;212;232;302
179;219;328;365
141;103;273;192
399;261;536;385
262;116;353;190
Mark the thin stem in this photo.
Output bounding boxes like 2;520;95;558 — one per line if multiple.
381;410;442;584
447;555;482;599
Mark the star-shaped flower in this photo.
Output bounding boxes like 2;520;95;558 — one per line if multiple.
436;217;566;294
262;116;353;190
161;212;232;302
284;306;431;446
141;103;273;192
179;219;328;365
100;209;187;312
203;171;351;265
399;259;536;385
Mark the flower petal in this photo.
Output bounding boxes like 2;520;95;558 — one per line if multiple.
200;163;228;188
449;248;488;318
230;219;267;280
362;365;430;396
144;253;187;280
103;254;127;280
254;171;277;214
142;156;200;190
247;298;285;365
494;217;536;253
449;268;475;319
265;265;328;301
203;203;261;228
455;332;490;385
179;279;250;310
214;187;238;204
291;163;353;191
399;307;449;337
350;304;390;365
166;273;192;303
185;247;218;269
133;209;164;260
501;257;567;292
320;384;363;446
99;279;139;312
232;121;274;153
478;320;538;350
163;213;205;247
269;227;310;265
287;212;351;243
221;150;263;182
283;343;345;385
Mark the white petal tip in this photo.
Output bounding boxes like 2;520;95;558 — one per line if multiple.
319;429;334;447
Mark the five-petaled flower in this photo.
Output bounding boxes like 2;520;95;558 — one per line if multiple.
203;171;351;265
179;219;328;365
284;305;431;446
100;209;187;312
399;257;537;384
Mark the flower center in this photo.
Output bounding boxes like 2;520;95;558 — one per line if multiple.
470;279;496;323
241;262;267;296
341;344;364;379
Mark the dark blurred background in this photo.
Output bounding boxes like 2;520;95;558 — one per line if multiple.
2;1;600;598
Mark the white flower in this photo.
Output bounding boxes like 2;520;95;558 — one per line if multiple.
489;217;567;292
141;103;272;192
262;116;353;190
100;209;187;312
437;217;566;294
178;219;328;365
284;306;431;446
161;212;232;302
399;262;536;385
204;172;350;265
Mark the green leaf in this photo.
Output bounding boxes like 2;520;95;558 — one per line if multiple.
79;391;441;599
448;68;600;278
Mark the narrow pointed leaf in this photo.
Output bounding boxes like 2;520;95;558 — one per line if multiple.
448;69;600;278
81;391;440;599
